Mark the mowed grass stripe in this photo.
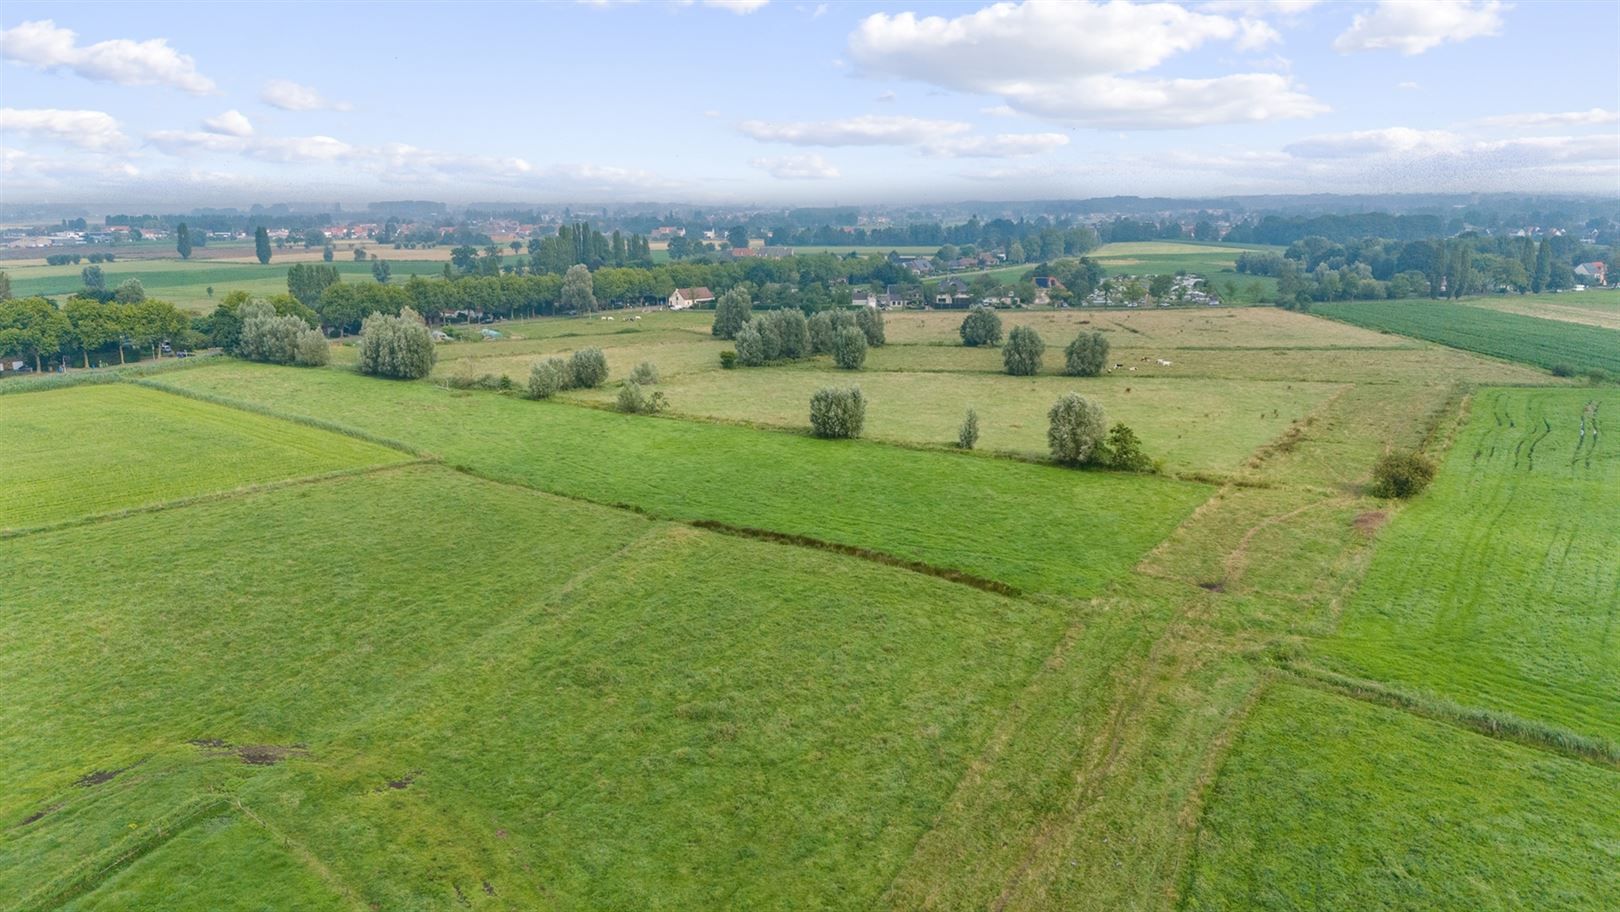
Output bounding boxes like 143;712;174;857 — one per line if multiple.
156;362;1213;594
1314;299;1620;375
1315;387;1620;743
4;464;1072;909
0;384;410;531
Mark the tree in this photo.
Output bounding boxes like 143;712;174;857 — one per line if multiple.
81;265;106;291
254;226;272;264
236;300;328;366
354;246;368;261
1098;423;1152;472
808;309;855;353
114;278;146;304
711;287;752;339
1048;392;1107;466
1148;274;1174;300
568;347;609;388
809;386;866;439
734;322;766;366
372;259;392;284
616;380;666;414
832;325;867;369
958;407;979;450
1532;239;1551;293
287;264;341;309
323;244;335;262
1003;325;1044;376
305;228;328;249
727;225;749;250
561;264;597;314
959;306;1002;347
855;306;885;346
1369;450;1435;498
0;270;10;301
63;296;118;367
629;360;659;385
357;307;435;379
0;296;71;371
176;222;192;259
771;308;811;359
528;357;570;398
1064;330;1109;376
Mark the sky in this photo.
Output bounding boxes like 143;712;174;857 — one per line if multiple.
1;0;1617;207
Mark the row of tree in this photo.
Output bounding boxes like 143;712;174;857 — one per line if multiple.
0;295;191;370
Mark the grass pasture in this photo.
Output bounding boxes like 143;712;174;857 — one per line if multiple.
1315;298;1620;376
3;463;1071;909
0;383;407;531
1465;289;1620;330
1313;387;1620;743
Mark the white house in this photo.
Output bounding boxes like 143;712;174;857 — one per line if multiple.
668;286;716;310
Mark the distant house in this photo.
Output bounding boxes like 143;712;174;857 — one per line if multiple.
1574;261;1608;285
668;286;716;310
933;278;974;308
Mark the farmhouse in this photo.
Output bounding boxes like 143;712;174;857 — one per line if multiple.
668;286;716;310
1574;261;1608;285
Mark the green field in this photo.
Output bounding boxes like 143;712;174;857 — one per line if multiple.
1465;289;1620;330
0;383;407;531
1315;298;1620;375
1183;683;1620;911
3;294;1613;909
1314;387;1620;742
3;258;449;312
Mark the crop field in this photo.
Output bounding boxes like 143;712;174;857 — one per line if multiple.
5;296;1612;910
1464;289;1620;330
1315;298;1620;375
0;383;406;531
3;257;449;312
1312;387;1620;743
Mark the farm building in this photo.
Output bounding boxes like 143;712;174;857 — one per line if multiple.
668;287;715;310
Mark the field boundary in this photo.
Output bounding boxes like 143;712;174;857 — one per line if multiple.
0;355;224;396
1281;661;1620;769
130;377;432;457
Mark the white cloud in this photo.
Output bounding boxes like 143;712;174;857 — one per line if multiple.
1476;108;1619;129
0;107;126;150
202;110;254;137
923;132;1069;158
751;153;841;179
145;129;251;155
1334;1;1505;56
846;1;1324;127
1200;1;1321;17
700;0;769;11
1285;127;1459;158
981;104;1018;117
813;3;828;17
1397;80;1421;91
739;115;968;145
0;20;215;94
1;145;141;183
261;79;353;111
247;135;356;163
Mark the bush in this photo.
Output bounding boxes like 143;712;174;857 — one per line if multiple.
1550;363;1575;378
1003;325;1045;376
958;407;979;450
293;329;330;367
855;307;886;346
772;308;811;359
1369;450;1435;499
357;307;436;379
1097;423;1152;471
734;323;766;367
236;300;327;367
756;313;783;361
1048;392;1107;465
1064;330;1109;377
527;357;569;399
809;309;857;354
629;361;659;385
809;386;866;439
960;307;1003;347
568;347;609;388
832;325;867;370
719;350;737;369
712;287;751;339
616;380;667;414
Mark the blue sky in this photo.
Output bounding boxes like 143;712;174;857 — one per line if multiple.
1;0;1616;206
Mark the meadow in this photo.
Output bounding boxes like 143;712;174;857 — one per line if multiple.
1464;288;1620;330
3;257;449;312
1315;298;1620;375
3;296;1614;910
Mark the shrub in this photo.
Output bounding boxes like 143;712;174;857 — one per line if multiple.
1003;325;1045;376
832;325;867;370
756;313;783;361
809;309;857;354
719;350;737;369
568;347;609;388
734;323;766;367
809;386;866;439
958;408;979;450
616;380;667;414
1098;423;1152;471
1369;449;1435;499
629;361;659;385
293;329;330;367
1064;330;1110;377
1048;392;1107;466
773;308;811;359
236;300;327;367
357;307;436;379
855;307;886;346
527;357;569;399
960;307;1003;347
711;287;751;339
1550;363;1575;378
